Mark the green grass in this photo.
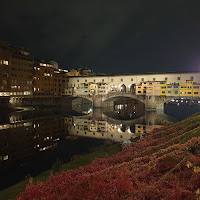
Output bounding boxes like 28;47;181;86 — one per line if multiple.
0;143;121;200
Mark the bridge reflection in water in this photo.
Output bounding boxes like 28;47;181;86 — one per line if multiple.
0;101;175;189
67;98;174;142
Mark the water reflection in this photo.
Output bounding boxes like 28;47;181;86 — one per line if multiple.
65;107;172;142
0;101;180;189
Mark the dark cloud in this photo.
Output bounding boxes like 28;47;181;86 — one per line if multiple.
1;0;200;73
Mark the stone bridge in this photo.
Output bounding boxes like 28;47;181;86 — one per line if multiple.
72;92;176;111
72;91;200;110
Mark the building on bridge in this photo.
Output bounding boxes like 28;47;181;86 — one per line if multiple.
66;72;200;97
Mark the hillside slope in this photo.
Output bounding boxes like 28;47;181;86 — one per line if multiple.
17;113;200;200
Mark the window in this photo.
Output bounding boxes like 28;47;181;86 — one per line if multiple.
174;85;179;88
102;79;104;82
2;80;7;84
194;92;199;94
162;91;165;94
168;91;171;93
94;79;95;82
167;86;172;88
149;83;152;85
175;91;178;94
190;76;194;80
141;78;144;82
111;79;113;82
188;92;191;94
1;60;9;65
131;78;133;81
181;92;186;94
161;86;166;89
121;79;123;82
177;77;180;80
138;91;141;93
165;77;168;81
2;73;8;78
147;91;151;93
85;79;87;82
153;78;156;81
194;86;199;89
77;80;79;82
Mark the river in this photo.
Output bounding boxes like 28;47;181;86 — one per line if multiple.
0;99;200;190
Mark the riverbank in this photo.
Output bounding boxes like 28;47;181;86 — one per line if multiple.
0;142;121;200
16;112;200;200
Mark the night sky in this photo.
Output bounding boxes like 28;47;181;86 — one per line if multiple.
1;0;200;74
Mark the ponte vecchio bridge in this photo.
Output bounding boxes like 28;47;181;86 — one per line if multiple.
66;72;200;110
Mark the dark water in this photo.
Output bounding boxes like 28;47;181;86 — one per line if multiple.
0;101;199;190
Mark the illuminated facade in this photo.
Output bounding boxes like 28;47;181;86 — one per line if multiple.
66;72;200;98
0;42;34;99
33;61;54;97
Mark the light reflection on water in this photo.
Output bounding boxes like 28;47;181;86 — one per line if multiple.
0;101;199;190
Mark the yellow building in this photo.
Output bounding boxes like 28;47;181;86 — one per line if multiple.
160;81;167;96
166;84;179;96
180;80;193;97
136;83;146;95
145;81;160;96
135;124;146;134
66;69;80;76
193;82;200;97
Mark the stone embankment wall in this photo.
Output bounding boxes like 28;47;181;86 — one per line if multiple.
21;96;92;107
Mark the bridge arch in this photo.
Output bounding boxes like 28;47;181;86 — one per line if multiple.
121;124;126;132
120;84;126;92
129;84;136;93
130;125;135;133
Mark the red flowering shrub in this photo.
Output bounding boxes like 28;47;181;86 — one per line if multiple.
17;113;200;200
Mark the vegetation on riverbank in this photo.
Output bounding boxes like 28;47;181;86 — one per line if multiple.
17;113;200;200
0;143;121;200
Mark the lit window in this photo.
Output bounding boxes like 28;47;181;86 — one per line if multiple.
2;60;9;65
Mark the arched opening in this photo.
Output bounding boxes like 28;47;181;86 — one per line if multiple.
130;125;135;133
130;84;136;94
121;125;126;132
120;84;126;92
